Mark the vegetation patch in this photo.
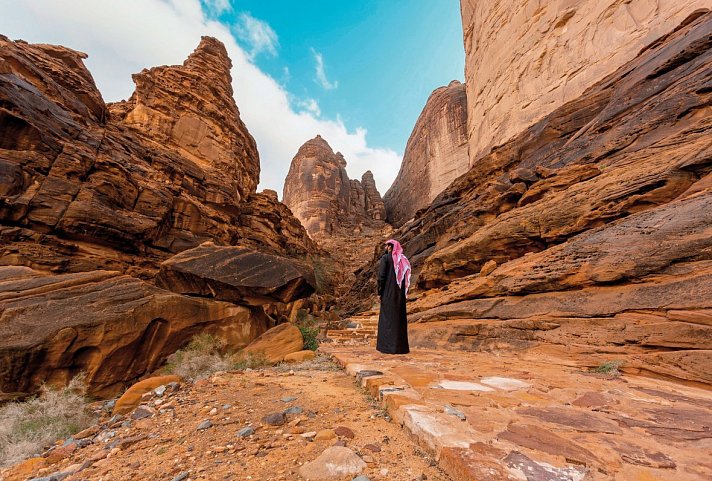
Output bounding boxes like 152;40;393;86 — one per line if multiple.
296;309;320;351
591;360;624;377
0;375;95;468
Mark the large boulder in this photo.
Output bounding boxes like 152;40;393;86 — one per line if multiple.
156;242;316;305
0;266;268;398
242;323;304;364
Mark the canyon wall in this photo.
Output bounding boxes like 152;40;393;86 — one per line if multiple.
461;0;712;162
0;35;318;396
383;81;469;227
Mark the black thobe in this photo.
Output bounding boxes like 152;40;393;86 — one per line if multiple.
376;253;409;354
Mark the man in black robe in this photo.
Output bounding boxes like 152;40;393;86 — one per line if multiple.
376;240;410;354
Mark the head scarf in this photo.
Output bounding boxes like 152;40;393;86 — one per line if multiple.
386;239;411;294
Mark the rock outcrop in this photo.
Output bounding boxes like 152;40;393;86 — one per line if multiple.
383;81;468;227
461;0;712;162
347;10;712;385
0;35;320;396
157;242;316;305
0;35;317;278
283;136;386;239
0;266;268;397
283;136;391;291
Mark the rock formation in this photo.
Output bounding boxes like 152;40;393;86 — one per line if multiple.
347;10;712;385
0;266;269;398
0;35;320;396
383;80;468;227
283;136;391;290
283;135;386;239
0;35;317;279
156;242;316;305
461;0;712;162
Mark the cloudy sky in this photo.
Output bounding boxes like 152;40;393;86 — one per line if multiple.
0;0;464;196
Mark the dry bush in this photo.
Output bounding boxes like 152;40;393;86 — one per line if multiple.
0;375;95;467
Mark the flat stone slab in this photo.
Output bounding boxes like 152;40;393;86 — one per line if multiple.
321;344;712;481
156;241;316;305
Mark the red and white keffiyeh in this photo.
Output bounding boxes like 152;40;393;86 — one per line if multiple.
386;239;411;294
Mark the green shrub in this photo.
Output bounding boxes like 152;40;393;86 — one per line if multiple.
592;360;624;376
295;309;320;351
0;375;95;468
163;334;232;380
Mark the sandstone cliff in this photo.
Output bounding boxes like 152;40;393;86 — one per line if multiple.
461;0;712;162
383;80;468;227
283;136;391;292
0;35;319;396
347;10;712;385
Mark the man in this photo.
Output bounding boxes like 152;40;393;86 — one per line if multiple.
376;239;410;354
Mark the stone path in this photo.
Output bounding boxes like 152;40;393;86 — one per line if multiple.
325;314;379;345
320;344;712;481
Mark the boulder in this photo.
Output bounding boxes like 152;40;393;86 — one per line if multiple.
113;375;181;415
283;350;317;363
242;323;304;364
0;266;268;397
156;242;316;305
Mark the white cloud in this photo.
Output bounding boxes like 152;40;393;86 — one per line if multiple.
311;48;338;90
0;0;400;197
202;0;231;17
293;97;321;116
234;11;278;59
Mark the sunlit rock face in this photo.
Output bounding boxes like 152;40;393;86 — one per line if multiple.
461;0;711;162
345;10;712;386
283;135;391;292
283;135;387;239
383;80;469;227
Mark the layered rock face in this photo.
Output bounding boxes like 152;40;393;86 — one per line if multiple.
348;11;712;385
283;136;391;290
0;35;316;278
461;0;712;162
383;81;468;227
0;266;269;398
283;135;386;238
0;35;319;396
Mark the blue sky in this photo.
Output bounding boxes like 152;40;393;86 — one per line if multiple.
214;0;465;152
0;0;464;195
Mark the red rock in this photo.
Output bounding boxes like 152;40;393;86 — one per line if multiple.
334;426;355;439
383;81;468;227
156;242;316;305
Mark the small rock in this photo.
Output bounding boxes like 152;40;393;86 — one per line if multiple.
170;472;189;481
166;381;181;392
363;443;381;453
153;385;167;397
380;468;389;476
107;414;124;425
346;322;359;329
444;404;466;421
197;420;213;431
478;260;497;277
209;407;218;415
299;446;366;479
315;429;335;441
284;406;303;415
334;439;347;447
301;431;317;439
362;454;375;463
237;427;255;438
334;426;355;439
223;404;232;410
281;396;297;403
352;476;371;481
103;399;116;412
263;412;287;426
131;406;154;420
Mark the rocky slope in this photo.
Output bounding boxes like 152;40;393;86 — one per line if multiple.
461;0;712;162
348;10;712;385
0;35;319;397
383;80;468;227
283;136;391;292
